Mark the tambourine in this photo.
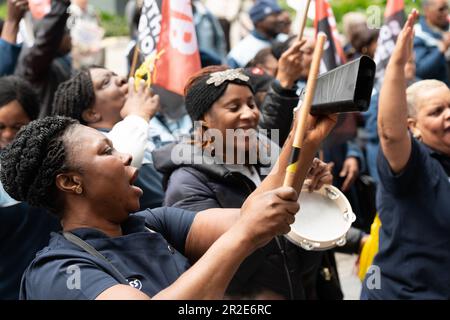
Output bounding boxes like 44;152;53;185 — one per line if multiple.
285;184;356;251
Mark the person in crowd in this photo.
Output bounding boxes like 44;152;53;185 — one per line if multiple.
192;0;227;65
342;12;368;60
0;76;60;300
270;36;364;196
361;10;450;300
52;68;164;209
0;106;336;299
153;64;338;299
227;0;284;68
246;47;278;77
346;25;379;61
263;35;370;284
363;54;418;183
0;76;38;150
14;0;72;118
0;0;28;76
244;67;274;108
414;0;450;85
67;0;105;69
270;36;315;93
259;37;308;144
278;10;292;40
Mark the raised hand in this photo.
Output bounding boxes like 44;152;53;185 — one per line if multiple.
120;77;160;122
7;0;28;23
1;0;29;43
239;187;299;249
390;9;419;67
339;157;359;192
305;158;334;192
276;39;307;89
302;112;338;147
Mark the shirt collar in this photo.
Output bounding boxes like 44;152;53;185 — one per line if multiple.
66;214;147;240
251;29;271;41
422;142;450;176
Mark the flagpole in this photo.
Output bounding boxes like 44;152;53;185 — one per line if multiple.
128;42;139;78
297;0;312;41
283;33;327;191
129;43;140;79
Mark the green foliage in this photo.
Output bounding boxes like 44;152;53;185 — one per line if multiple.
0;3;128;38
330;0;422;23
0;2;7;20
0;0;424;37
99;11;129;37
279;0;423;32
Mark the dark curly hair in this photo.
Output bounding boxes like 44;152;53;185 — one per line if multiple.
51;69;96;124
0;76;40;120
0;116;79;215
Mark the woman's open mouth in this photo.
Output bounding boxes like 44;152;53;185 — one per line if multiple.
129;169;143;196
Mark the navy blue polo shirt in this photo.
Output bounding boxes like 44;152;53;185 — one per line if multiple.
0;202;60;300
19;207;196;300
362;137;450;299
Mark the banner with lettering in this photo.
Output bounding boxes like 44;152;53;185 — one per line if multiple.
373;0;406;81
137;0;163;62
154;0;201;95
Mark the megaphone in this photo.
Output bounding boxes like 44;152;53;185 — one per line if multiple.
301;55;376;115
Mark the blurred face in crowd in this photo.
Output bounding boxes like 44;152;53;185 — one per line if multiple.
299;38;316;79
279;11;292;35
0;101;31;149
86;68;128;126
256;13;284;39
259;54;278;77
366;38;378;59
424;0;449;30
409;85;450;156
58;125;142;222
73;0;88;10
203;84;260;157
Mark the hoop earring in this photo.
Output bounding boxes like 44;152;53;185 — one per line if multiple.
75;185;83;195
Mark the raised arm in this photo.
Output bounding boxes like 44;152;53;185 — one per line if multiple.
15;0;71;81
155;187;298;299
97;187;299;300
256;110;337;196
259;40;306;145
378;10;419;173
0;0;28;76
1;0;28;44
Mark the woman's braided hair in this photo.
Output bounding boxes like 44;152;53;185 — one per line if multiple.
51;69;96;124
0;116;79;215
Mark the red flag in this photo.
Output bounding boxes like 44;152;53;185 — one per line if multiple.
374;0;406;81
385;0;405;18
315;1;354;147
315;0;346;72
154;0;201;95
